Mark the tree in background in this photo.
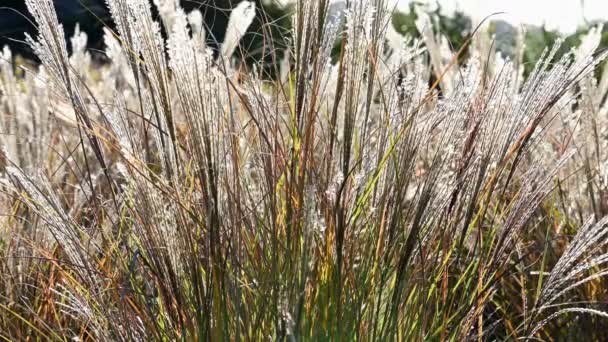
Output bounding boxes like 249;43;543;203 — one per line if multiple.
392;2;608;77
392;1;472;51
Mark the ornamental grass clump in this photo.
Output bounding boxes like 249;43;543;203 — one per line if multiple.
2;0;608;340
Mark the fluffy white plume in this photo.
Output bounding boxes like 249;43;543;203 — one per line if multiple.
221;1;257;60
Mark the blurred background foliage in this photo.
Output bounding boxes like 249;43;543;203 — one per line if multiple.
391;1;608;77
0;0;607;77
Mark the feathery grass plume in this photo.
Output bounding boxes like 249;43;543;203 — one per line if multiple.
152;0;180;30
526;215;608;337
69;24;92;79
415;9;456;95
2;0;608;340
126;0;179;173
25;0;109;178
187;9;206;51
221;1;257;61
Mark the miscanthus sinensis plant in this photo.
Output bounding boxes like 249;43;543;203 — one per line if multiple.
1;0;608;340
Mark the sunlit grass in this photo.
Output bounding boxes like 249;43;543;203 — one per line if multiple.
1;0;608;340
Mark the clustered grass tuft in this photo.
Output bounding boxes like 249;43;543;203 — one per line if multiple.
1;0;608;340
